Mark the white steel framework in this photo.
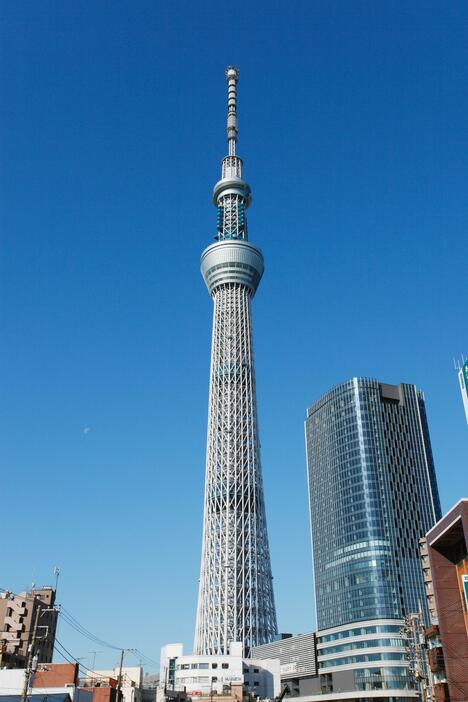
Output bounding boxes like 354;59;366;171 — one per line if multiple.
194;68;277;656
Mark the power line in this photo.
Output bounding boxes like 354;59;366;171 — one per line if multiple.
129;649;159;668
58;607;123;651
57;607;158;669
54;639;133;684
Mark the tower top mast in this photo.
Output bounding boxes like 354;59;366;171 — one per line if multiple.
226;66;239;156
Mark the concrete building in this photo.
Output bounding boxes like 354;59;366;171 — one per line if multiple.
423;498;468;701
0;588;58;668
158;643;279;702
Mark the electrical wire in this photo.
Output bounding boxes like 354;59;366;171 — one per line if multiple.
129;649;159;668
54;639;134;685
57;607;158;670
58;608;123;651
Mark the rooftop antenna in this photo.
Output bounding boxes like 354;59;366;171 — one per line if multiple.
54;566;61;595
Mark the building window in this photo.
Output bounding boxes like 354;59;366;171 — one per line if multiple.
199;663;209;670
254;682;259;687
320;673;333;694
212;664;218;669
221;663;229;669
212;677;218;683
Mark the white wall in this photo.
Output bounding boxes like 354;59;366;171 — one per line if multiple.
0;668;25;694
159;643;184;691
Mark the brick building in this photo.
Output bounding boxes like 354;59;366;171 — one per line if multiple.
424;499;468;701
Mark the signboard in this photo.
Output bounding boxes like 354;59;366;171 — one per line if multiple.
280;663;298;674
462;574;468;611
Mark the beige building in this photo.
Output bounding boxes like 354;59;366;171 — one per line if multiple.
0;587;58;668
87;667;143;702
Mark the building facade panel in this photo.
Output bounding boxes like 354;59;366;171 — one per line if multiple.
251;632;317;679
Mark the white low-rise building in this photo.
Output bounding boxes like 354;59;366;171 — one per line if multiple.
159;643;279;701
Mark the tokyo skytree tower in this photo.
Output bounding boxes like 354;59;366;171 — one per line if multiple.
194;68;278;657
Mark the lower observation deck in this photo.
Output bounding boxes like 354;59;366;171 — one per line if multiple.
200;239;264;296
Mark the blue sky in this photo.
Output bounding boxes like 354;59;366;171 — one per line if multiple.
1;0;467;674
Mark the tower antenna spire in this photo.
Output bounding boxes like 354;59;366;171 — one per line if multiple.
226;66;239;156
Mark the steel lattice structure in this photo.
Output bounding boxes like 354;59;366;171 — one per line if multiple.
194;68;278;657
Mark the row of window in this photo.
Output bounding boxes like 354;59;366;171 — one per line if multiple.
177;663;229;670
321;652;406;668
356;680;413;691
320;624;401;642
320;637;404;655
355;666;408;678
177;676;259;688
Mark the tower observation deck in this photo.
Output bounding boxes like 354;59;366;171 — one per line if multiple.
194;68;278;656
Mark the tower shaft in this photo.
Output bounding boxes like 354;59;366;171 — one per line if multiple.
195;68;277;656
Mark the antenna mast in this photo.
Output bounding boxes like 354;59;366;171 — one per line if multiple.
226;66;239;156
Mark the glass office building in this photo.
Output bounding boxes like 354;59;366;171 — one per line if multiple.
305;378;441;632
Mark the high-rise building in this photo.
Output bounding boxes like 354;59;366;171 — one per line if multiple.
302;379;442;701
194;67;277;657
305;378;441;631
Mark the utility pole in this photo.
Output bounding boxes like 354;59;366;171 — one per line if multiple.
21;604;41;702
116;649;125;702
20;598;58;702
401;608;434;702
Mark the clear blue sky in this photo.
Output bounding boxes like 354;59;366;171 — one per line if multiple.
1;0;467;675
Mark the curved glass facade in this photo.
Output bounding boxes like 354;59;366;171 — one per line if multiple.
306;378;441;631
